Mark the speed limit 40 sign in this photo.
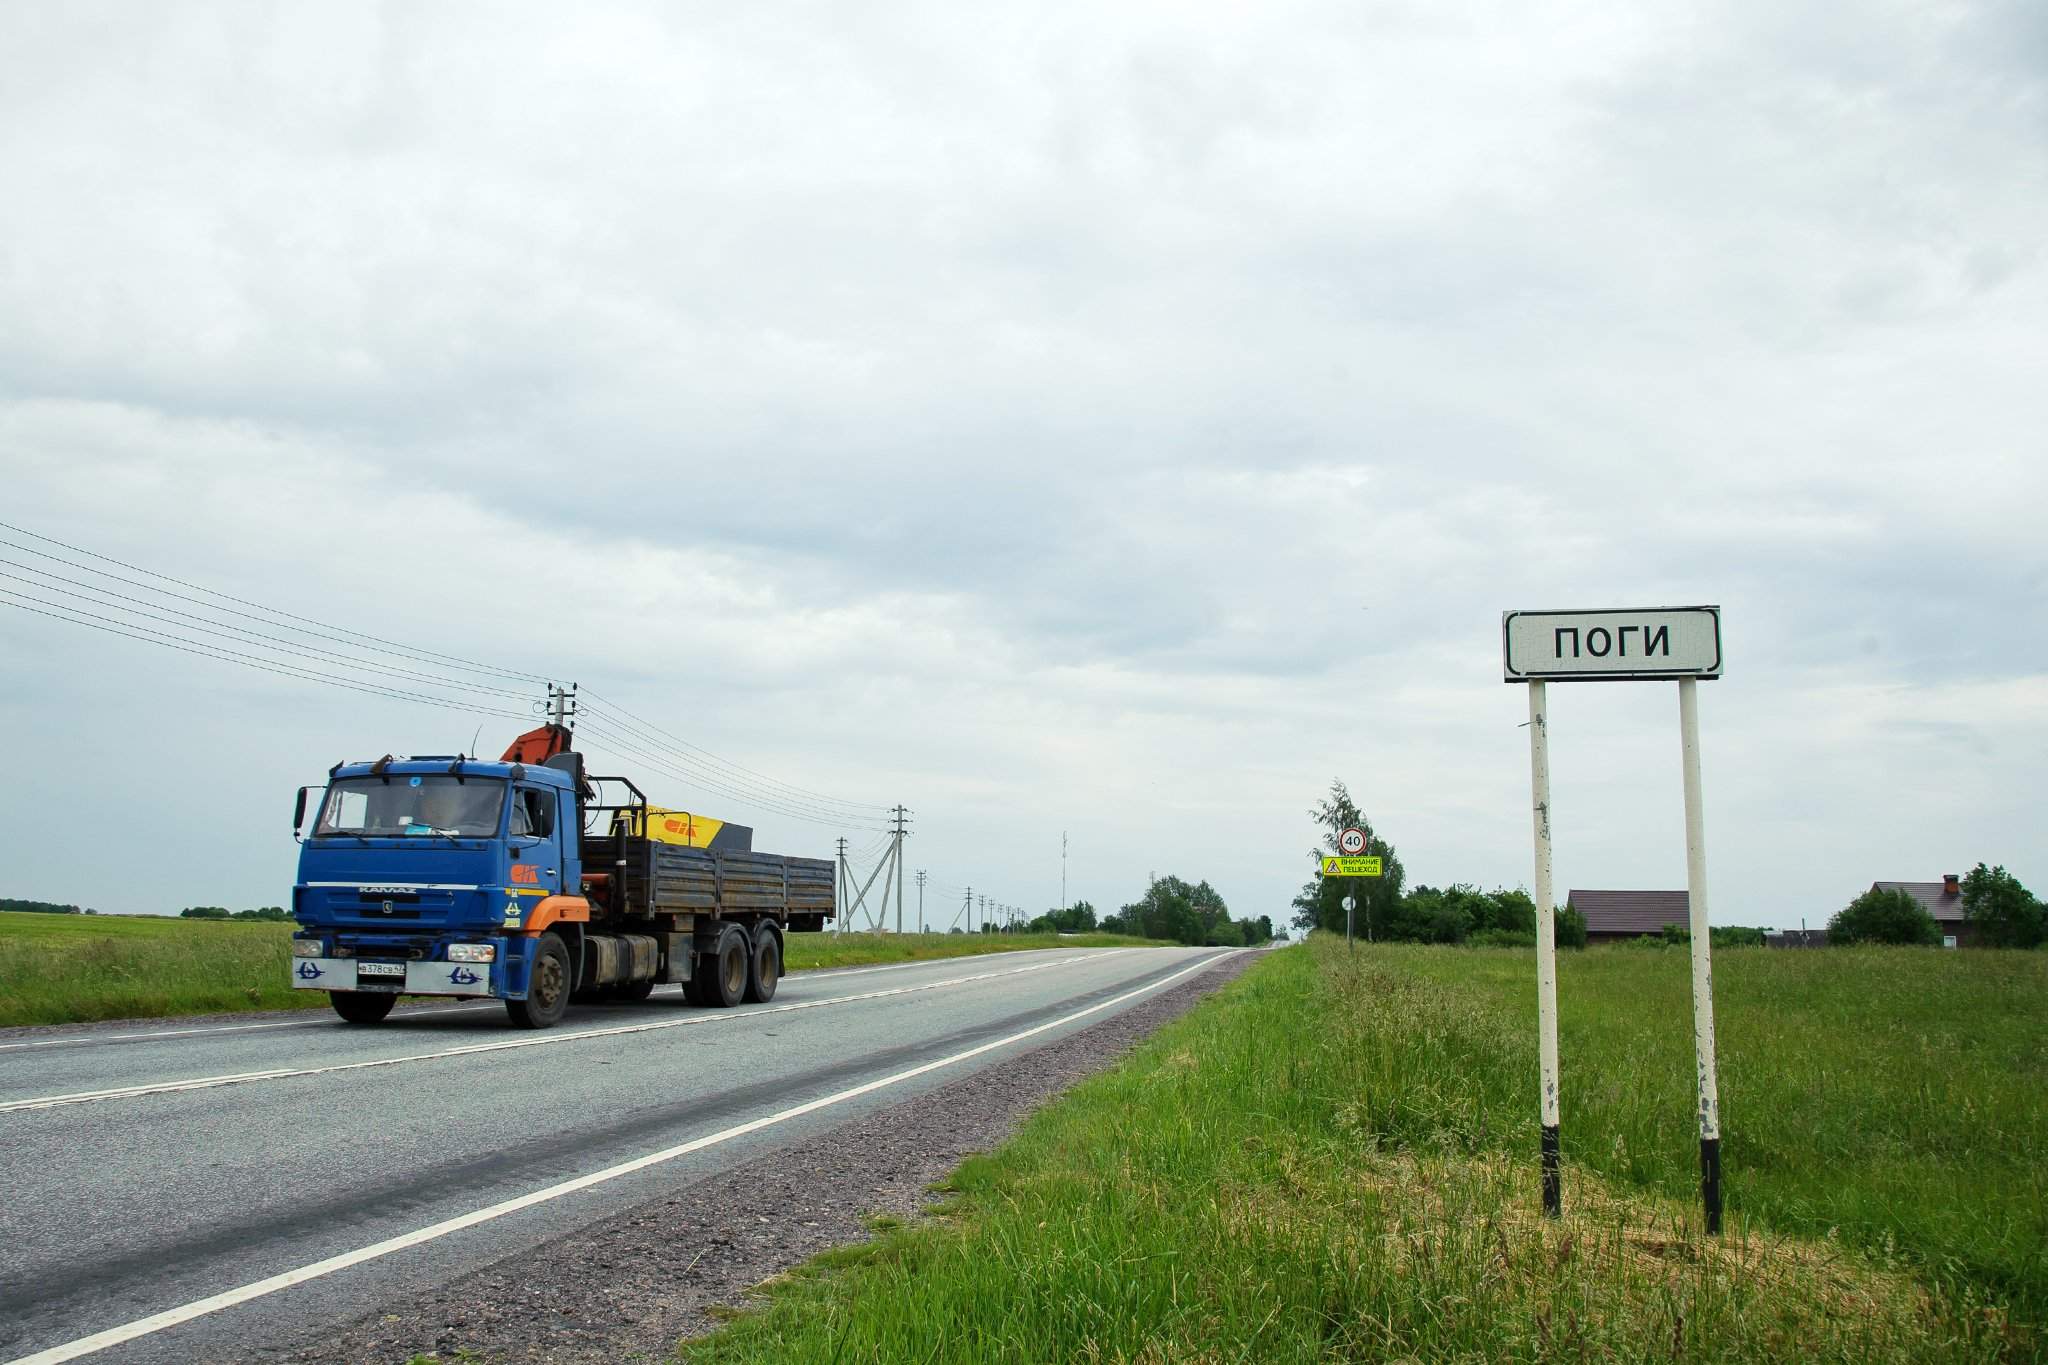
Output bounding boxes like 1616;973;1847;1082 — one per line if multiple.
1339;827;1368;855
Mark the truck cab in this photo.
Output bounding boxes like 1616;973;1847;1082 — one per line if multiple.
291;755;585;1027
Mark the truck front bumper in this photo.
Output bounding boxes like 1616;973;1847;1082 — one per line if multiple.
290;958;499;996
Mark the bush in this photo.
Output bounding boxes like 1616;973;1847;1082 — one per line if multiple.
1828;888;1940;946
1467;928;1536;949
1554;904;1588;949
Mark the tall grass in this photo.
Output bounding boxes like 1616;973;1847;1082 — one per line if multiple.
0;915;301;1026
0;917;1169;1028
1394;942;2048;1330
682;938;2038;1362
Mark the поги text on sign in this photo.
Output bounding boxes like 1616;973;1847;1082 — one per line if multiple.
1502;606;1720;681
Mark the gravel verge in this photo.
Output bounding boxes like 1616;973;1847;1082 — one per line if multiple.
250;950;1259;1365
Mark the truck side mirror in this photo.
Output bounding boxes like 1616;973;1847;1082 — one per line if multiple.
293;786;311;833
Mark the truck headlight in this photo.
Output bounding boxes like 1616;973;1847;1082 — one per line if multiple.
291;940;323;958
447;943;497;963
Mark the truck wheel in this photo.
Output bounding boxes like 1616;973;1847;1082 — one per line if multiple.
329;991;396;1025
505;932;570;1029
695;925;748;1008
745;927;781;1003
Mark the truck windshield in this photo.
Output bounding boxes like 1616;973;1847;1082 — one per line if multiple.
316;776;506;839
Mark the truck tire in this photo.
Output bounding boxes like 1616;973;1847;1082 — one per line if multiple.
695;925;748;1008
745;926;781;1003
505;932;571;1029
329;991;396;1025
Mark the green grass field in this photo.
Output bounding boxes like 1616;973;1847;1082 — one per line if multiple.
682;937;2045;1363
0;916;1167;1028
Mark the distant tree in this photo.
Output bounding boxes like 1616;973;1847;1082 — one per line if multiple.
1206;920;1245;947
179;906;232;920
1;899;83;915
1962;863;2044;948
1120;876;1218;946
1290;780;1405;936
1828;888;1940;946
1554;903;1588;949
231;907;291;922
1033;901;1097;934
1244;914;1274;945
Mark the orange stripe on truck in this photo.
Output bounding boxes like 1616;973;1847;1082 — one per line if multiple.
521;895;591;935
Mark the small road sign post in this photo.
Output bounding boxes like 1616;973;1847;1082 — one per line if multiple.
1322;856;1384;949
1503;605;1725;1234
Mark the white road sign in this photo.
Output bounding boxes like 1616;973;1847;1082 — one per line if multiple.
1503;606;1721;682
1339;827;1367;855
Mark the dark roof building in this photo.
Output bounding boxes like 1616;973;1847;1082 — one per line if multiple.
1871;873;1974;946
1565;889;1690;943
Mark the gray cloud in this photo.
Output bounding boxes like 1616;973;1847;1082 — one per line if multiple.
2;0;2043;926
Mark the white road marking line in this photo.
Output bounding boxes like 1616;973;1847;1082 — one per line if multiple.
796;949;1082;981
0;1002;502;1052
2;950;1233;1365
0;949;1111;1052
0;951;1136;1114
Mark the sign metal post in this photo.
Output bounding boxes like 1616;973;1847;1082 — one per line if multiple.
1504;605;1723;1234
1322;856;1383;953
1527;679;1561;1218
1678;676;1722;1232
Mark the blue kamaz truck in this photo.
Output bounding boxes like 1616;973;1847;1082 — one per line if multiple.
288;721;836;1028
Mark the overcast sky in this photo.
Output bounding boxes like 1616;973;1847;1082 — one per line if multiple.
2;1;2042;930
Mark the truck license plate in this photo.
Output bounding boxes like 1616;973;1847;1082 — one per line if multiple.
357;962;406;978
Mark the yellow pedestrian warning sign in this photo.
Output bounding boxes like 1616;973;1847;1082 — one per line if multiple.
1321;856;1383;877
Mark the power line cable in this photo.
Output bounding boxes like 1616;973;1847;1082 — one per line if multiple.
571;717;890;833
0;564;530;701
576;698;887;820
579;692;889;818
0;522;557;686
0;592;531;721
573;715;894;829
1;520;892;823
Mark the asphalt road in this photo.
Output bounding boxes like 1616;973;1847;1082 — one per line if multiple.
0;945;1234;1365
